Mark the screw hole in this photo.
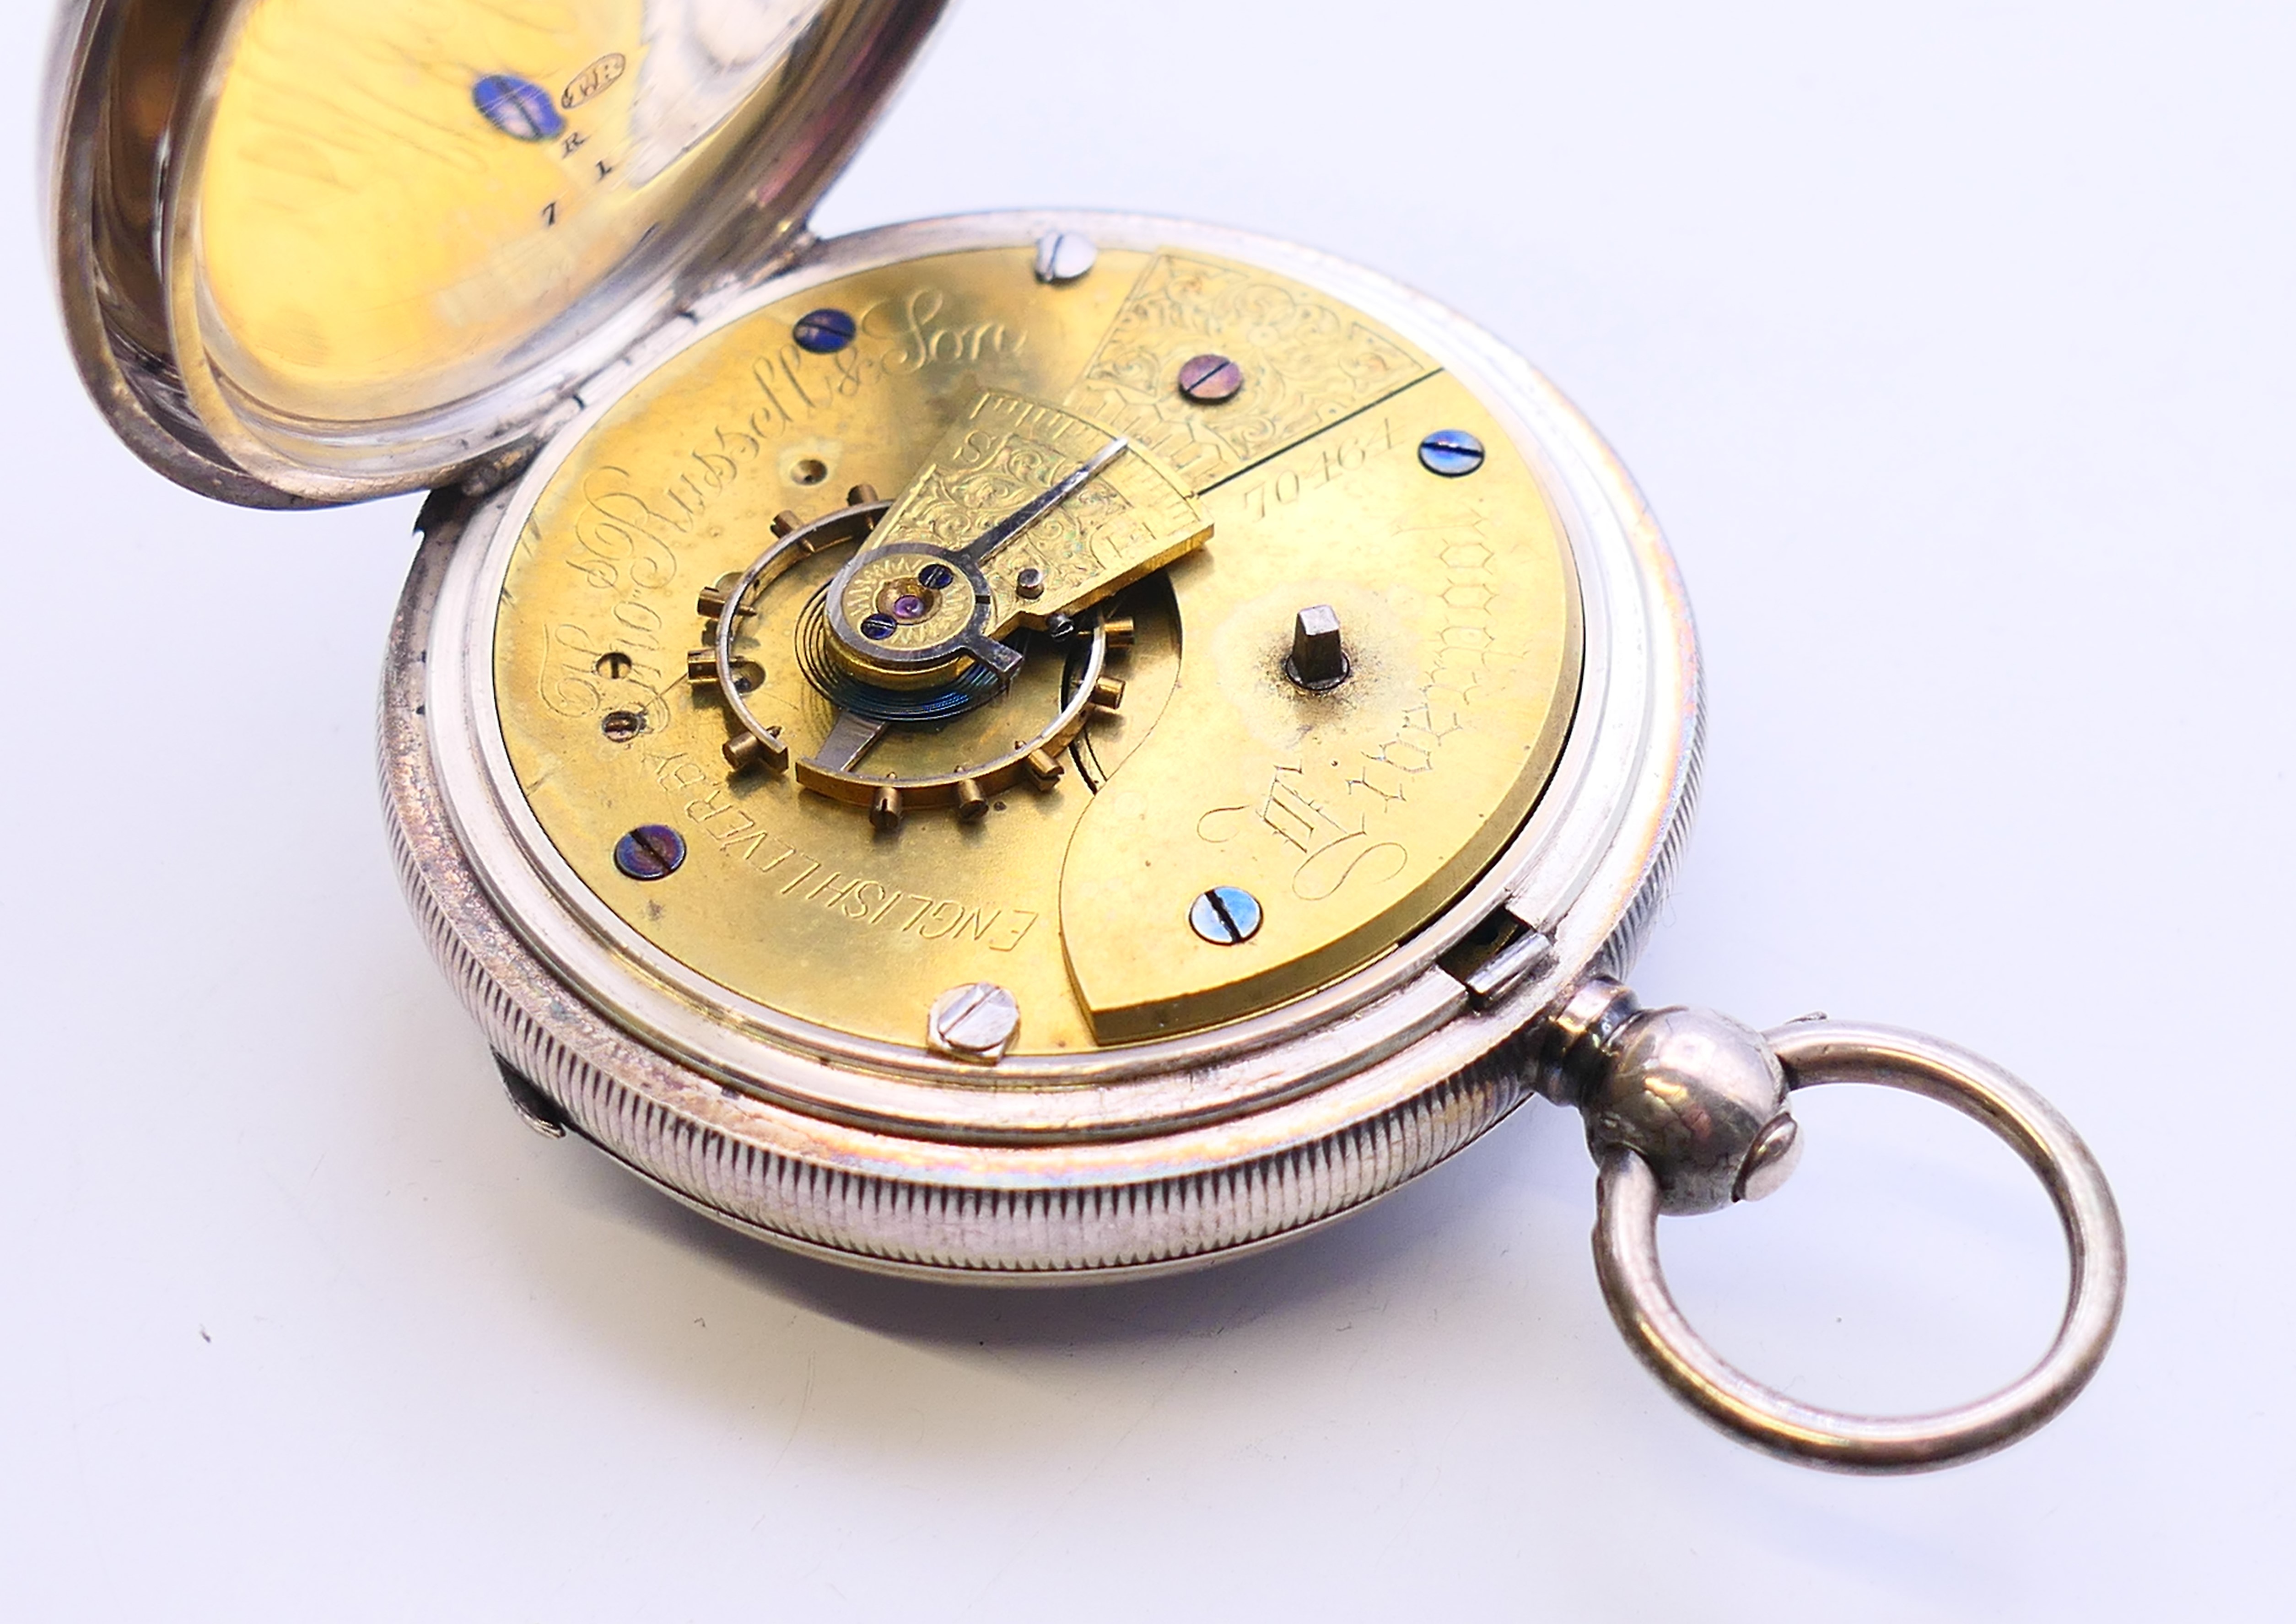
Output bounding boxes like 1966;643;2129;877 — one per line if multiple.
593;650;633;680
790;458;828;486
600;710;646;742
728;659;765;694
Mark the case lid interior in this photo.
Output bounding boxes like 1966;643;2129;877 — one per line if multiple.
46;0;946;507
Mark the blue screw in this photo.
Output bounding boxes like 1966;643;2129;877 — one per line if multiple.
860;613;898;641
1189;885;1263;945
614;824;685;881
472;75;563;142
792;308;857;353
1418;428;1486;477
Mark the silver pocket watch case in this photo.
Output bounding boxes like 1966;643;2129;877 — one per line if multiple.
44;0;2122;1472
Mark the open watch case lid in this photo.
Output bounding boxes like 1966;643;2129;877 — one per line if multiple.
43;0;948;509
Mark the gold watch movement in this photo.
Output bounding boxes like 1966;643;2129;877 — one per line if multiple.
494;244;1581;1054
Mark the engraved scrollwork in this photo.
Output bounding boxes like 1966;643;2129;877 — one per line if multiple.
1063;254;1431;490
865;394;1206;620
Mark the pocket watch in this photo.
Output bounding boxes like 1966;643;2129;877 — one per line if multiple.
44;0;2124;1471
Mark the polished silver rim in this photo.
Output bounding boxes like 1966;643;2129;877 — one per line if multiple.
1591;1020;2126;1473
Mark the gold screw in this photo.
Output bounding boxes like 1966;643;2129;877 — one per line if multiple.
722;730;789;775
1023;749;1065;791
695;571;741;616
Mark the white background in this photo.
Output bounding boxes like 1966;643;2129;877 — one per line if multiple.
3;2;2289;1618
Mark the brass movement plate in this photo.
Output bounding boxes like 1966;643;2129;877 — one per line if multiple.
844;389;1209;644
491;246;1581;1054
